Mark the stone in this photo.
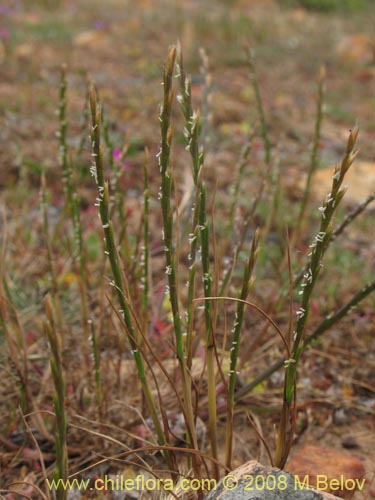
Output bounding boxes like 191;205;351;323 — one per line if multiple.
341;435;360;450
284;161;375;206
72;30;109;49
203;461;341;500
308;161;375;205
336;34;374;65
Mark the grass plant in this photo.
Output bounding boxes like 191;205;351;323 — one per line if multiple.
1;42;374;500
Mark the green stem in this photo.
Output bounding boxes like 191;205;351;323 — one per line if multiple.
177;46;218;477
235;276;375;400
40;174;63;330
275;127;359;468
158;47;200;474
297;66;325;232
225;230;259;470
247;48;271;166
58;66;90;366
220;159;273;297
227;135;253;238
44;295;68;500
88;86;174;471
89;320;103;419
142;150;150;321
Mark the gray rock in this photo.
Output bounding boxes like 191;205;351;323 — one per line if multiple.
204;462;342;500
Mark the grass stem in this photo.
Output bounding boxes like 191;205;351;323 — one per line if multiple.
44;295;68;500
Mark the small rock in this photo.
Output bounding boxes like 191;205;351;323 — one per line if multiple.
72;30;109;48
341;435;360;450
285;161;375;206
333;408;351;426
67;490;82;499
336;33;374;65
204;461;341;500
309;161;375;205
353;366;375;398
14;43;34;60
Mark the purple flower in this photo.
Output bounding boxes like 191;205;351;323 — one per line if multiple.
0;5;11;16
93;19;107;30
112;148;121;163
113;149;130;171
